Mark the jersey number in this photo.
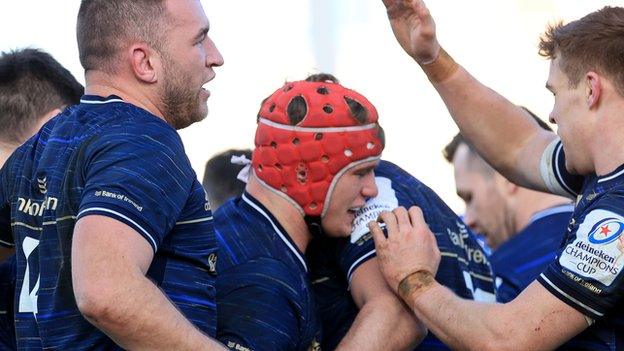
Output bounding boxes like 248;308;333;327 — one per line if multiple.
18;237;40;314
463;271;496;303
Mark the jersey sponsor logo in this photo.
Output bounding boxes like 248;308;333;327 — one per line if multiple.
350;177;398;244
447;221;489;266
208;253;217;276
37;177;47;194
94;190;143;212
17;196;58;217
308;339;321;351
587;218;623;244
560;209;624;286
203;187;212;212
226;341;251;351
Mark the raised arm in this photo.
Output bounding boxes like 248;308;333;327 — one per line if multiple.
336;258;425;351
382;0;557;191
72;215;225;350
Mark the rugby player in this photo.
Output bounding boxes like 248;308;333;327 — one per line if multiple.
299;74;493;351
0;0;225;349
0;48;83;350
372;1;624;349
444;129;572;302
308;158;496;350
215;74;425;350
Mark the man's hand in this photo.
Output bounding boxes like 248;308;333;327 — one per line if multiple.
382;0;440;64
369;206;441;293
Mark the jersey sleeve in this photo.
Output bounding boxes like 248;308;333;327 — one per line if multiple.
493;275;523;304
76;124;194;252
0;157;14;247
538;203;624;320
540;138;585;198
217;258;306;351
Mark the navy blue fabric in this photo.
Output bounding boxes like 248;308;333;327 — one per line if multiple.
537;141;622;350
308;160;495;350
215;193;321;351
0;95;217;349
0;255;15;349
491;205;573;303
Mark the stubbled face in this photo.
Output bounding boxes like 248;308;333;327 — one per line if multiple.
158;0;224;129
546;56;592;174
453;144;512;249
322;160;379;237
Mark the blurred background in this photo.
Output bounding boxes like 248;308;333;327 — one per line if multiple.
2;0;622;212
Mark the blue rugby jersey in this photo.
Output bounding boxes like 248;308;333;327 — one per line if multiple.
308;160;496;350
537;139;623;349
0;255;15;349
492;204;613;350
0;95;218;350
215;193;321;351
492;204;574;303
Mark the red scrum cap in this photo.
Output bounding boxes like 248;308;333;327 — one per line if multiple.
252;78;385;217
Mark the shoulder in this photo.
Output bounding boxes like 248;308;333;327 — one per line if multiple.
218;257;308;298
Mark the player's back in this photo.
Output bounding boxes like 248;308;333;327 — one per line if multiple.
215;193;321;351
0;95;218;349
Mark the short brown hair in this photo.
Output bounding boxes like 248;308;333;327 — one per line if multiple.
539;6;624;96
77;0;170;72
0;48;83;144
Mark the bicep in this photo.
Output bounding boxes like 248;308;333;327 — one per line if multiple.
72;215;154;297
491;281;588;350
512;128;560;193
518;133;584;198
350;257;394;307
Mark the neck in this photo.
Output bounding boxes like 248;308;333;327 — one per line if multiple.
85;70;167;122
591;94;624;175
0;144;15;167
246;174;312;252
513;189;571;232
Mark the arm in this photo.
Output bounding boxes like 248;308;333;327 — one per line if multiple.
381;0;556;191
371;207;589;351
403;279;587;351
336;258;426;351
72;215;225;350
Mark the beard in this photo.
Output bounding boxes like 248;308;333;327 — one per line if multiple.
159;59;207;130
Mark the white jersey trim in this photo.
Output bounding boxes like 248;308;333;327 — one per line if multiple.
176;216;213;225
347;249;376;284
78;207;158;252
539;273;603;317
539;138;576;198
528;204;574;224
80;98;125;105
242;194;308;272
598;168;624;183
0;238;14;247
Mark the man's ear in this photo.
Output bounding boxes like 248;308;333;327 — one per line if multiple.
130;43;158;84
585;71;602;109
495;173;517;196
